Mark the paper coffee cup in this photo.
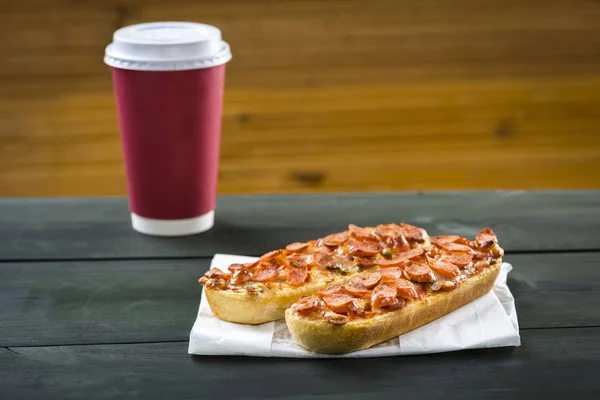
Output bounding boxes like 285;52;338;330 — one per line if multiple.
105;22;231;236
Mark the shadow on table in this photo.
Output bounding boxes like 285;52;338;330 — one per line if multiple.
190;345;518;367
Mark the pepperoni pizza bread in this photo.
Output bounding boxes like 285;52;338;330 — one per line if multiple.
199;223;429;324
198;224;504;354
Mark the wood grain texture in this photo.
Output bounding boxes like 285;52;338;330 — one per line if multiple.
1;0;600;196
2;327;599;399
1;252;599;347
0;192;599;260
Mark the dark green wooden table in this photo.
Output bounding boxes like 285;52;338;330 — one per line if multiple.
1;192;599;399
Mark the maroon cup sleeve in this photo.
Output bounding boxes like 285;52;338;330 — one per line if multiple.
111;65;225;220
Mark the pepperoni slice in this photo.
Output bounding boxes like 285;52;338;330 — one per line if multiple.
231;269;251;285
286;242;309;252
382;297;406;311
287;254;310;269
253;265;279;282
375;224;410;249
325;312;348;325
349;224;376;241
395;247;425;262
336;252;355;267
433;240;473;253
395;279;419;299
206;278;227;289
353;256;379;267
405;262;436;283
431;235;461;245
397;223;426;243
260;249;282;261
311;252;336;269
322;231;350;247
432;235;472;245
322;293;357;314
318;284;343;298
377;258;410;268
291;296;320;316
227;263;246;272
476;228;498;248
431;236;473;253
375;224;402;239
439;252;473;267
349;272;382;289
347;239;383;256
380;267;404;281
445;243;474;253
371;282;398;308
444;243;473;253
286;265;309;286
349;298;370;316
390;235;410;252
203;268;230;280
428;259;460;278
343;282;371;297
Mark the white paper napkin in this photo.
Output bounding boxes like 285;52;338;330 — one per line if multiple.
189;254;520;358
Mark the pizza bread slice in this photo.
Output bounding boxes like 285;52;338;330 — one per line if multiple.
198;223;429;324
285;229;504;353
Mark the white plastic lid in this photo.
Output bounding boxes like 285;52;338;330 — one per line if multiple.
104;22;232;71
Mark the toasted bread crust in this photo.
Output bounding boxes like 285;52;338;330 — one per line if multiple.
285;261;502;354
204;275;352;324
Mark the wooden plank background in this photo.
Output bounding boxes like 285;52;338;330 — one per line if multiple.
1;0;599;196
